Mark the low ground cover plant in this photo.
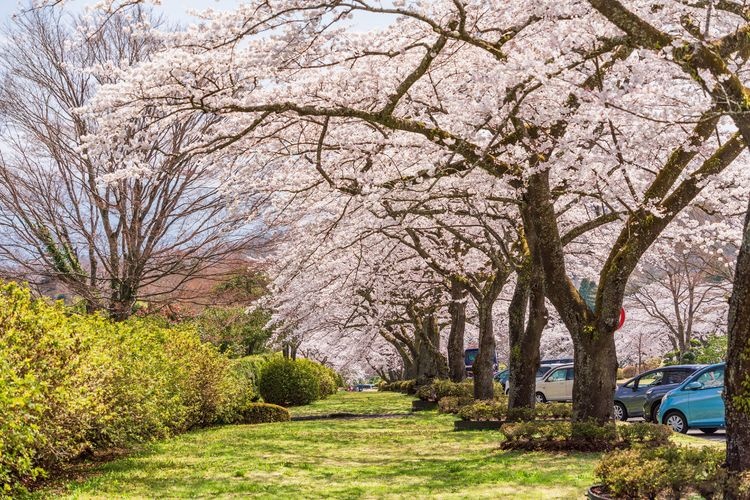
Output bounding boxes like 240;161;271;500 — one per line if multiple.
416;380;474;401
0;282;271;495
500;421;672;452
378;380;416;394
414;379;507;403
595;446;727;498
457;401;572;422
437;396;475;414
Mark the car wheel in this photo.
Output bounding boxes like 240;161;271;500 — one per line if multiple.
664;411;688;434
613;402;627;421
650;402;661;423
535;392;547;403
700;428;718;435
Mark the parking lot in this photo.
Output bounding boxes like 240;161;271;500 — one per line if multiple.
688;429;726;442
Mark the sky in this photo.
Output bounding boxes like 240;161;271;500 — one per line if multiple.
0;0;393;31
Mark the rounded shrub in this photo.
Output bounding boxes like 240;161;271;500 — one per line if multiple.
298;359;338;398
595;446;725;498
239;403;291;424
0;281;256;494
437;395;474;414
215;355;273;424
259;358;322;406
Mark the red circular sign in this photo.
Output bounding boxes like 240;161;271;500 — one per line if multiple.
617;308;626;330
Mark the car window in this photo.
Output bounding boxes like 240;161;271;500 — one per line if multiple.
537;367;551;377
565;368;574;381
547;368;567;382
638;371;664;388
623;379;634;389
695;367;724;389
664;370;690;384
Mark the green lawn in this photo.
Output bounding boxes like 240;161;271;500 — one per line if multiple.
290;390;411;417
42;392;716;499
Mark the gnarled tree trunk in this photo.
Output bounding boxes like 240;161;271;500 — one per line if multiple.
507;213;548;411
525;170;615;422
569;323;619;422
507;271;547;411
447;278;467;382
473;301;496;400
415;313;449;386
726;198;750;486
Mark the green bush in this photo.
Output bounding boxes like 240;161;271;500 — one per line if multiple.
505;407;536;421
0;351;45;491
238;403;291;424
0;281;249;494
459;401;506;421
437;396;474;414
417;379;474;402
596;446;725;498
415;379;507;402
415;383;436;401
531;403;573;421
299;359;338;398
500;421;671;452
617;422;672;447
401;380;417;393
378;380;416;394
193;306;273;358
502;421;572;443
215;355;274;424
259;357;326;406
229;355;273;397
458;401;571;422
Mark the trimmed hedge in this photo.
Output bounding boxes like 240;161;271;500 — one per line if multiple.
595;446;726;498
378;380;417;394
415;379;508;402
437;396;475;414
416;380;474;401
457;401;571;422
506;403;573;422
459;400;506;421
500;421;672;452
0;282;260;495
238;403;291;424
258;357;338;407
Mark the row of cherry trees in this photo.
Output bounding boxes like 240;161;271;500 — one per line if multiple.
43;0;750;483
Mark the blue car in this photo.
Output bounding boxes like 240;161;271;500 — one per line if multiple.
494;369;510;390
614;365;703;421
657;362;725;434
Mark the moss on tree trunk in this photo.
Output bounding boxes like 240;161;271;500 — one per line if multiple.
726;198;750;486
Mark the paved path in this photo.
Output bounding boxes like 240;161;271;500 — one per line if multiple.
687;429;726;442
628;417;726;442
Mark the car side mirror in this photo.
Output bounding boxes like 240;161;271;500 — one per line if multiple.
631;385;638;392
685;381;703;391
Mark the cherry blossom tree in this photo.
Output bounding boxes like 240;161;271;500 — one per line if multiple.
67;1;750;430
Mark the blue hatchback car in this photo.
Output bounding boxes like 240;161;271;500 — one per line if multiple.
657;362;725;434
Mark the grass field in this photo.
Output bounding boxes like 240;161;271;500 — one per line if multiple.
289;390;411;417
42;391;717;499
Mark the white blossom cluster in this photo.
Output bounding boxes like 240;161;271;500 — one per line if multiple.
63;0;750;373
